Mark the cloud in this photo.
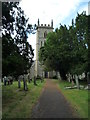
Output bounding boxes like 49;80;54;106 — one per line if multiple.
19;0;81;27
19;0;89;28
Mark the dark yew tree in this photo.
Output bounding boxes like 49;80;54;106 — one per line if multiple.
2;2;35;79
39;25;72;80
39;11;88;80
69;12;88;75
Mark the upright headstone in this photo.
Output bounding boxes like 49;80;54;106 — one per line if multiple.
25;80;28;90
67;73;71;82
25;75;28;90
4;76;7;86
57;72;61;80
23;75;28;91
18;75;23;88
75;74;80;89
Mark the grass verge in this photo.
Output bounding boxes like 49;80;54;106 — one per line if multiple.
2;79;46;118
53;79;88;118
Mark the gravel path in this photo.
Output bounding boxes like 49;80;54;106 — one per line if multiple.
31;79;78;118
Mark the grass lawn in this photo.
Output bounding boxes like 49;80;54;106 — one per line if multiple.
2;79;46;118
53;79;88;118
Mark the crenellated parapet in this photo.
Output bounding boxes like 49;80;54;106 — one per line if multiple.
37;19;53;29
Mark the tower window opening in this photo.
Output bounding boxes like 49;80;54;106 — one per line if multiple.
44;31;47;38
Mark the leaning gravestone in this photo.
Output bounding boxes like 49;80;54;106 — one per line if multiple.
75;74;80;89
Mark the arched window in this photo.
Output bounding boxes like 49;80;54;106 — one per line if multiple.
44;31;47;38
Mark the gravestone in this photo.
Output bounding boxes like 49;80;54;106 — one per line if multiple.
18;75;23;88
4;76;7;86
8;76;13;85
75;75;80;89
25;76;28;91
23;75;28;91
67;73;71;82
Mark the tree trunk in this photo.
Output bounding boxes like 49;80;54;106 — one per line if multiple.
84;72;87;82
25;80;28;90
23;80;26;90
59;70;67;80
34;76;37;86
18;80;21;88
28;75;31;83
23;76;26;90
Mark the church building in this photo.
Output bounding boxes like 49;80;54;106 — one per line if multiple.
29;19;59;79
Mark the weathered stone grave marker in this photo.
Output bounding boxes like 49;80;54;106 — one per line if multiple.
75;74;80;89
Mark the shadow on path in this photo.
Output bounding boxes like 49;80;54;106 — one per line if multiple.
31;79;78;118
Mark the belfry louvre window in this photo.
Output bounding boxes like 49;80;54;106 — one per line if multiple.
44;31;47;38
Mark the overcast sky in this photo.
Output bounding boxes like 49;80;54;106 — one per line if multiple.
19;0;89;60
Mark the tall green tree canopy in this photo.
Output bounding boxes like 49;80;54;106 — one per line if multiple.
69;11;88;75
39;11;88;80
39;25;73;80
2;2;35;78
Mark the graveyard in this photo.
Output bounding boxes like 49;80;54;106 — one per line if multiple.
2;79;45;118
2;78;88;118
1;1;90;119
57;80;88;118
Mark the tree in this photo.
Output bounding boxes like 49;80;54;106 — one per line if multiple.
39;11;88;81
39;25;72;80
2;2;35;79
69;12;88;75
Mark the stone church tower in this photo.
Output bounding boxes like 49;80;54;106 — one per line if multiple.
35;19;54;78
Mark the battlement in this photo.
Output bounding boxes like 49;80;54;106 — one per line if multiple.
39;24;51;27
37;19;53;28
37;24;53;29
